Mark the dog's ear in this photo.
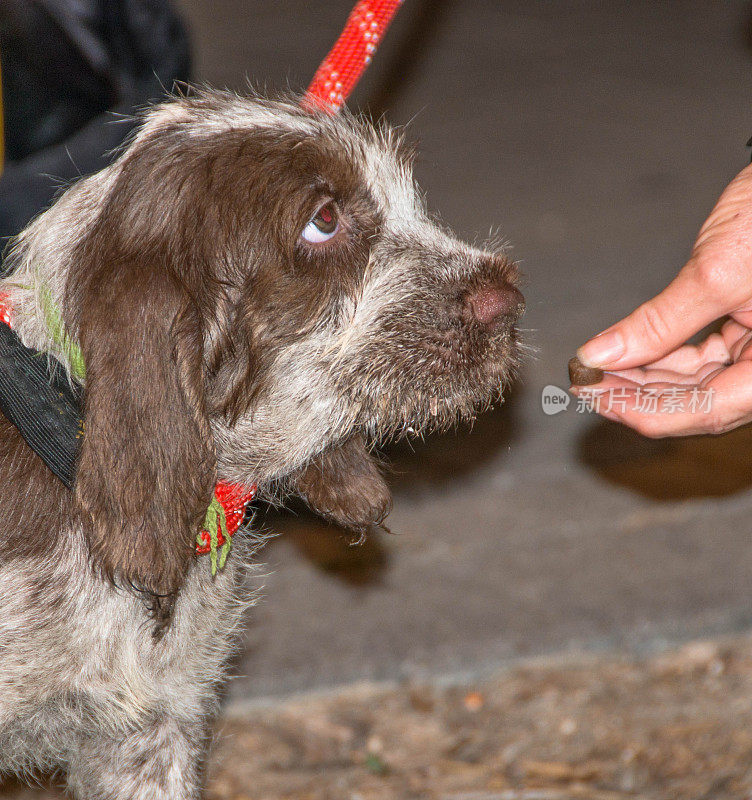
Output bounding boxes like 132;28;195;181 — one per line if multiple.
294;436;391;534
69;245;217;613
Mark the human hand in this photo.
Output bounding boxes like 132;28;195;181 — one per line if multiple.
572;162;752;437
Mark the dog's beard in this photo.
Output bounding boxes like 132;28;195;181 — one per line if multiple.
338;323;522;441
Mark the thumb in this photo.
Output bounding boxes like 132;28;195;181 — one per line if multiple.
577;264;726;370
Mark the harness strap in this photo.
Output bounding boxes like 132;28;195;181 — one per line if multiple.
0;321;81;487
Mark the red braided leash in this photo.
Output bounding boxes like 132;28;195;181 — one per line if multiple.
304;0;403;112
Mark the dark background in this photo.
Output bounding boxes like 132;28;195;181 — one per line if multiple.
171;0;752;702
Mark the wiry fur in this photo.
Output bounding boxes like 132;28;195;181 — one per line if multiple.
0;90;523;798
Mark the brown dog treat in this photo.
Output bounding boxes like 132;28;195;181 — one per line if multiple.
568;356;604;385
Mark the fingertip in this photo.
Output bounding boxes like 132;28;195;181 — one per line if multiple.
577;329;626;368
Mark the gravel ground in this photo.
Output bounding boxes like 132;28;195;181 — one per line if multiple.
6;633;752;800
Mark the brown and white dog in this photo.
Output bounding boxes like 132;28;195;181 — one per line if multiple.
0;91;523;799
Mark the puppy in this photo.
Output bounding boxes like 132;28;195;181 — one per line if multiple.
0;91;523;799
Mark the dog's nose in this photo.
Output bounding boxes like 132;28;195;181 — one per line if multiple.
464;283;525;328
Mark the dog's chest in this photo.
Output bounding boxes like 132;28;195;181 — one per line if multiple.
0;532;252;771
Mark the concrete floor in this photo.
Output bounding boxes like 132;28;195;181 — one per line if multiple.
175;0;752;700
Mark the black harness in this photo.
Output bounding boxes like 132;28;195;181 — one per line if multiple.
0;322;81;487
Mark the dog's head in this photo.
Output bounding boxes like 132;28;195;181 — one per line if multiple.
17;92;523;602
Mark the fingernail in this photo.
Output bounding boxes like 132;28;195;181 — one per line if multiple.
577;330;625;368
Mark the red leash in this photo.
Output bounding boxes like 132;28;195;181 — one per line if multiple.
304;0;403;112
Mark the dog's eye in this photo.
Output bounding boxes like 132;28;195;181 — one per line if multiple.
301;202;339;244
